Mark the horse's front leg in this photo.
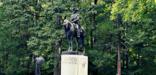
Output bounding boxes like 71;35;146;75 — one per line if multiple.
68;35;73;51
79;33;85;54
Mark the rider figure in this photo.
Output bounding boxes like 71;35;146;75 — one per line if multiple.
70;8;81;37
70;8;85;51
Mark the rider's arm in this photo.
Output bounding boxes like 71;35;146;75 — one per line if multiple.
71;14;80;23
74;14;80;22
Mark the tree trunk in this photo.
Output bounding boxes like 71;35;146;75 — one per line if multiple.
125;49;129;75
90;0;98;48
117;45;121;75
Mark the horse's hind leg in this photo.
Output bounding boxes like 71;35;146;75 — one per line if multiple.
79;33;85;54
75;37;79;51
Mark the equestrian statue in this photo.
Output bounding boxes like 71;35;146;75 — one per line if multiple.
62;8;85;53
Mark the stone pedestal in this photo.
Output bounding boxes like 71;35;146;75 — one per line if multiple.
61;51;88;75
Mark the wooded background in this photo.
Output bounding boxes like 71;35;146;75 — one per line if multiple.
0;0;156;75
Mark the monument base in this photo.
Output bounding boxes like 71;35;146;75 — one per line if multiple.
61;51;88;75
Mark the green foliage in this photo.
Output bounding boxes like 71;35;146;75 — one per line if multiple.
0;0;156;75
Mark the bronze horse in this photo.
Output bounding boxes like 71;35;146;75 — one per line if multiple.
63;18;85;52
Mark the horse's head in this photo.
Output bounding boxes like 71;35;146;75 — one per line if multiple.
63;19;69;26
63;19;74;31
